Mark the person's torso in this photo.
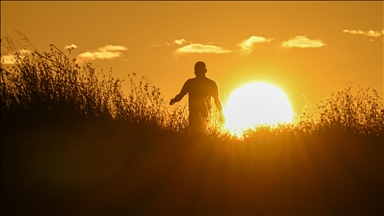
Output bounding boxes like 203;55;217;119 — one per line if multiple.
186;77;215;113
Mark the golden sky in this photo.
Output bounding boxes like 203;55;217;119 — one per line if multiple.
1;1;383;113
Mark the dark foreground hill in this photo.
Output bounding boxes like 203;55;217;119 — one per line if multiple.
1;115;382;215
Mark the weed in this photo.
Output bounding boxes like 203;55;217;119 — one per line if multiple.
1;32;383;139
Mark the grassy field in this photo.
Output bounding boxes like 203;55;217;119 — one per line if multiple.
1;38;383;215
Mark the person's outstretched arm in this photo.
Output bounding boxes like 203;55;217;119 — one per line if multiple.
170;80;189;105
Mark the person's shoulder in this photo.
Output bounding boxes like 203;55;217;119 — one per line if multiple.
183;78;196;86
185;78;195;83
205;77;217;85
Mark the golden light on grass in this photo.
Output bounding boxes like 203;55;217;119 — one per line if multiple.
223;82;294;135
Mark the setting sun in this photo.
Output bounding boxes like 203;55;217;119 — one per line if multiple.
224;82;293;133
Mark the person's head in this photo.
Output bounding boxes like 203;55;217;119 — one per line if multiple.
194;61;207;77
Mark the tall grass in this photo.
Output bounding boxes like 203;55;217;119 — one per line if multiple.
1;34;383;139
296;83;384;137
1;34;188;132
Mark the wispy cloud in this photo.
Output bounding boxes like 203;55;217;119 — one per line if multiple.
1;55;16;64
238;36;273;56
167;39;191;46
281;36;326;48
366;30;382;38
343;30;365;35
1;49;31;64
77;51;122;60
98;45;128;51
343;29;383;39
76;45;128;61
174;39;189;45
173;43;232;55
64;44;78;50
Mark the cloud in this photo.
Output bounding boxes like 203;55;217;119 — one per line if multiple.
174;39;189;45
77;51;122;60
343;29;364;35
76;45;127;61
281;36;326;48
98;45;128;51
167;39;191;46
93;51;122;59
64;44;78;50
366;30;382;38
173;43;232;55
343;29;383;38
1;55;16;64
18;49;31;55
238;36;273;55
1;49;31;64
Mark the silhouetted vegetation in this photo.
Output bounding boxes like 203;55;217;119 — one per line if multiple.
296;83;384;136
1;34;383;215
1;36;188;132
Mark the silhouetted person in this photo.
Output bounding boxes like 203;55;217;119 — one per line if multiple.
170;61;225;132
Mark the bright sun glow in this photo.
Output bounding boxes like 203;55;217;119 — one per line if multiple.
224;82;293;135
